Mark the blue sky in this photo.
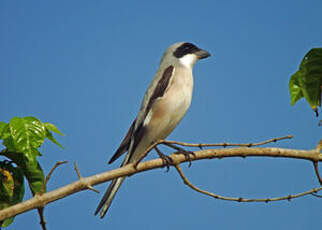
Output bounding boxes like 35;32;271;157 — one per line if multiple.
1;1;321;229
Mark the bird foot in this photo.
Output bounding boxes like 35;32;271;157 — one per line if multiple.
155;147;173;172
162;142;195;167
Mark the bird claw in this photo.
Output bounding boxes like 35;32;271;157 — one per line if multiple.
154;146;173;172
174;150;195;167
159;154;174;172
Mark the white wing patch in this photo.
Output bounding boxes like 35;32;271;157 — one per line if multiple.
143;109;153;126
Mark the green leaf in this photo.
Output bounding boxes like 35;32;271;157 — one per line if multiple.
2;217;14;228
289;72;304;105
44;122;64;136
11;167;25;204
1;124;11;142
0;116;64;227
23;161;45;194
46;129;64;149
289;48;322;110
44;122;64;148
2;116;47;167
20;117;47;150
1;151;45;195
0;121;7;139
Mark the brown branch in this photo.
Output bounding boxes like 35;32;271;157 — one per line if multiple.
174;164;322;202
0;145;321;221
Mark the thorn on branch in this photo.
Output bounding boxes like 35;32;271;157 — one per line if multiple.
88;185;100;194
74;162;82;179
74;162;100;193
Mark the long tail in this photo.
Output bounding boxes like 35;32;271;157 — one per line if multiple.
95;126;136;218
94;176;126;218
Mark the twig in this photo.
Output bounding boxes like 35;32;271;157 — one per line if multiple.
41;161;68;194
313;140;322;185
74;163;99;193
313;162;322;186
133;135;292;167
37;208;46;230
174;164;322;203
163;135;293;148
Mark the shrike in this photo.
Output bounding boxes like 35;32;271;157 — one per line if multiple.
95;42;210;218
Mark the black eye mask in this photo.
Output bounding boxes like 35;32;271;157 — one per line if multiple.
173;42;201;58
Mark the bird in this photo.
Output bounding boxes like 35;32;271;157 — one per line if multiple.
95;42;210;218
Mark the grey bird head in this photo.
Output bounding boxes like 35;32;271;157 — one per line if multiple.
160;42;210;68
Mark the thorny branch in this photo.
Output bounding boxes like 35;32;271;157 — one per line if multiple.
174;164;322;202
0;136;321;222
133;135;293;167
163;135;293;148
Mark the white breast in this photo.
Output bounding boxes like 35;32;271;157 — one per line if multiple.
142;66;194;142
165;67;193;128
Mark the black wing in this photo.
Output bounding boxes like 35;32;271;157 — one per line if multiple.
145;65;174;116
108;65;174;164
108;119;136;164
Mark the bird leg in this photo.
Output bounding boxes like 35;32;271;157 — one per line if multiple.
162;142;195;167
154;146;173;172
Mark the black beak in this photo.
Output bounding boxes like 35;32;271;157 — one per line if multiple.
195;49;211;59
